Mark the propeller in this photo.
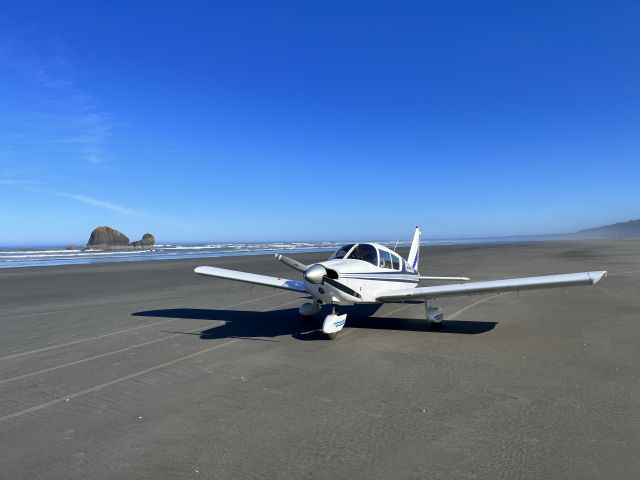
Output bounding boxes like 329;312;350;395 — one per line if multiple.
276;254;362;299
302;264;362;299
274;254;308;272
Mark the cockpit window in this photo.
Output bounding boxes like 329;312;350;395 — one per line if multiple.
347;243;378;266
330;244;355;260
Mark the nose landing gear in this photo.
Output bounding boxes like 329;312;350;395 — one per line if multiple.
322;304;347;340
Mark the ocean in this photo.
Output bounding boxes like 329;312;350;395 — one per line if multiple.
0;241;419;269
0;235;565;269
0;242;343;269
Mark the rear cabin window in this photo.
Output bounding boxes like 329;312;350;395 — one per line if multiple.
391;253;401;270
379;250;393;269
348;243;378;266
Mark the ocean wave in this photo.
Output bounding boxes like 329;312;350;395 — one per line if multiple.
0;242;340;268
0;249;154;259
0;249;82;254
167;245;227;250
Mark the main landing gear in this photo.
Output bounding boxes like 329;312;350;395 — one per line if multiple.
299;301;321;320
426;300;444;329
299;301;443;338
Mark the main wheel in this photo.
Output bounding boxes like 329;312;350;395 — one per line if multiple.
327;332;339;340
430;321;443;330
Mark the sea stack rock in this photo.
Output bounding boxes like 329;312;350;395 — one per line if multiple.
86;226;131;250
130;233;155;249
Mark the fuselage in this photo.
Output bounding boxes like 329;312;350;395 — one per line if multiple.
303;242;420;305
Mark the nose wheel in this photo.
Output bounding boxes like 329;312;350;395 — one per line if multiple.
322;305;347;340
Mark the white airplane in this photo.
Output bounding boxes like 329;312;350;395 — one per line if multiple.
195;227;607;339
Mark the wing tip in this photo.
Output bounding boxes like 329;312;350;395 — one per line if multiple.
589;270;607;284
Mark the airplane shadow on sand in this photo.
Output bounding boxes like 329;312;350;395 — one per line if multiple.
132;304;496;341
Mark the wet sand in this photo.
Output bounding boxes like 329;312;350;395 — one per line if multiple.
0;240;638;479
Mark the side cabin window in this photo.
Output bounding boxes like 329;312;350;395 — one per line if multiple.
379;250;393;269
330;244;354;260
347;243;378;266
391;253;401;270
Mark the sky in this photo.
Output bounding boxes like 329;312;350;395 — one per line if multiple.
0;1;639;245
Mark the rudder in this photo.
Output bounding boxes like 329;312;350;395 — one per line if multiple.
407;226;421;271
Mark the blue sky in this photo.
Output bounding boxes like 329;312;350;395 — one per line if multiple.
1;1;638;245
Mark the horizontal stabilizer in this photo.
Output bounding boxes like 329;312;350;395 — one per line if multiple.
377;271;607;302
195;266;307;293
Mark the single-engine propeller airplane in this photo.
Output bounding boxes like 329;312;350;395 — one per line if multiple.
195;227;607;339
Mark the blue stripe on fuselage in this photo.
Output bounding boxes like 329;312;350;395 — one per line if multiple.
340;271;418;277
341;276;419;284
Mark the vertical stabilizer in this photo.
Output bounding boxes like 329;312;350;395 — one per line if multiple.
407;226;421;271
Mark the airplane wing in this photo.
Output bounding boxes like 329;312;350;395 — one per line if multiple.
377;271;607;302
194;266;307;293
420;276;470;281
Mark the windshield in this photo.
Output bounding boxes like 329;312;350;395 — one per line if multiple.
329;244;355;260
347;243;378;266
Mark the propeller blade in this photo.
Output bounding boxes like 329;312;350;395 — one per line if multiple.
275;254;308;273
324;277;362;299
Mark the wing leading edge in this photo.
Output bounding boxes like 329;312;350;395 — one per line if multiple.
377;271;607;302
194;266;307;293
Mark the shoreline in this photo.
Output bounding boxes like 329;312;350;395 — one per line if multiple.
1;237;633;272
0;246;339;270
2;234;636;270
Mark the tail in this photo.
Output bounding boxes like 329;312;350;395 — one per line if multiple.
407;226;421;271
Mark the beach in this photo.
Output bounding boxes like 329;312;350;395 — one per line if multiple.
0;240;639;479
